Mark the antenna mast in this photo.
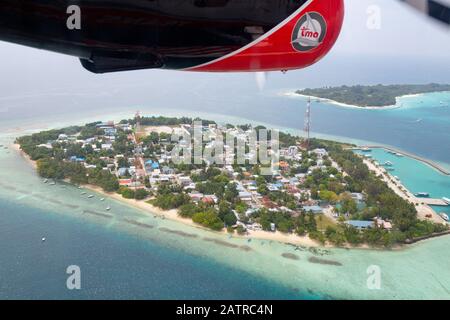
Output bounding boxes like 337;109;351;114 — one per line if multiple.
303;97;311;149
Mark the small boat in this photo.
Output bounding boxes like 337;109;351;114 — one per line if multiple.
81;192;87;195
439;213;449;222
361;147;372;152
49;182;56;185
78;186;82;189
383;161;393;166
106;207;111;211
41;237;46;242
415;192;430;198
396;153;403;157
87;195;94;199
43;179;48;183
443;197;450;205
386;167;395;171
100;198;105;201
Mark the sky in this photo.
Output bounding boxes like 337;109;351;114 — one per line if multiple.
0;0;449;100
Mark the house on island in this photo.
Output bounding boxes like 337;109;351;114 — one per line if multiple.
346;220;374;230
302;205;323;214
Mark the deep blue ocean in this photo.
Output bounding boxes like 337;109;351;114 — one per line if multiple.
0;197;308;300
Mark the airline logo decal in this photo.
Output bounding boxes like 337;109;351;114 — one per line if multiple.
291;12;327;52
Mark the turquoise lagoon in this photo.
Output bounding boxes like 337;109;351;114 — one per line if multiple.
355;148;450;220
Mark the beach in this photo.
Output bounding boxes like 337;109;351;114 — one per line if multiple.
284;91;422;110
14;140;450;251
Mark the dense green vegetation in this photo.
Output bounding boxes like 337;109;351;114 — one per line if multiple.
16;117;448;248
297;84;450;107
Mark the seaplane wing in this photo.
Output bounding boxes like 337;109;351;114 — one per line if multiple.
0;0;447;74
401;0;450;26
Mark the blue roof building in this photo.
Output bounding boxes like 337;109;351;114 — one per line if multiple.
118;167;129;176
302;205;323;214
346;220;374;230
151;162;160;169
69;156;86;162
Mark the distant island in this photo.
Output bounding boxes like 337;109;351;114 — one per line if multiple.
296;84;450;108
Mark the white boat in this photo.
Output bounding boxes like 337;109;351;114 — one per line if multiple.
43;179;48;183
41;237;46;242
100;198;105;201
439;213;449;222
49;182;56;185
443;197;450;205
106;207;111;211
81;192;87;195
383;161;393;166
396;153;403;157
361;147;372;152
415;192;430;198
87;195;94;199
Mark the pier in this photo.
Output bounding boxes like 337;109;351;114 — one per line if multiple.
418;198;449;206
354;146;450;176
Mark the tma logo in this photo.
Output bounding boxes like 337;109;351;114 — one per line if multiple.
291;12;327;52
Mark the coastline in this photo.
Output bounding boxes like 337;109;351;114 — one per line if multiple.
12;143;324;248
12;137;450;250
79;184;325;248
285;91;423;110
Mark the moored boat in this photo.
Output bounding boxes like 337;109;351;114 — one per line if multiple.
415;192;430;198
439;213;449;222
443;197;450;205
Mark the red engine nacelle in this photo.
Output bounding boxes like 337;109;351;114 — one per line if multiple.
187;0;345;72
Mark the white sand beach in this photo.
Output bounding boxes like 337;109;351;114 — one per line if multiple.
281;90;417;110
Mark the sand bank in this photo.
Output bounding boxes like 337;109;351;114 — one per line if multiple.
282;91;419;110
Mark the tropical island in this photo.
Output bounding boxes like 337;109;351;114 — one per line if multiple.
296;83;450;107
15;115;448;248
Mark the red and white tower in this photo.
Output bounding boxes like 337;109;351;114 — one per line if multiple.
303;97;311;149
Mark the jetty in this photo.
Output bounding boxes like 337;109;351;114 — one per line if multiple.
354;146;450;175
417;198;448;206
